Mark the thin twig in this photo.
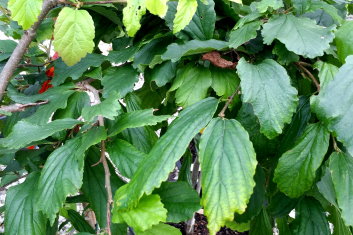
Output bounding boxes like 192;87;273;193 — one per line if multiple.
332;136;342;153
0;174;28;191
296;61;312;67
77;82;112;235
295;62;320;92
17;61;52;68
0;0;58;102
0;101;49;116
218;86;240;118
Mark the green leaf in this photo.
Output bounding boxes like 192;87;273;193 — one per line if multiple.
291;197;330;235
237;58;298;139
252;0;283;13
36;127;106;223
329;152;353;227
112;194;167;231
107;46;138;64
268;192;298;218
0;119;80;150
161;39;229;62
249;209;272;235
145;61;177;87
272;42;299;66
173;0;198;33
317;167;338;208
328;206;353;235
274;123;330;198
154;182;201;223
114;98;218;209
108;109;170;137
313;61;338;90
52;54;105;86
82;148;125;228
311;56;353;156
54;7;95;66
199;118;257;235
146;0;168;17
225;221;250;233
229;21;262;49
123;0;146;36
335;21;353;63
101;65;139;99
210;66;240;98
262;14;334;58
107;139;147;178
135;223;182;235
8;0;42;29
82;95;121;122
169;64;212;107
5;172;46;235
54;92;90;120
67;210;95;233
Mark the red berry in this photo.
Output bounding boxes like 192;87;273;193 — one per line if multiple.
52;52;59;60
39;80;53;94
26;145;35;150
46;67;55;78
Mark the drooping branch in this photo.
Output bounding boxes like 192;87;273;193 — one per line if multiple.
0;101;49;116
0;0;59;102
77;81;113;235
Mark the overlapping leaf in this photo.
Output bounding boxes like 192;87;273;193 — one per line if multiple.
237;58;298;139
229;21;262;49
262;14;334;58
113;98;218;210
335;21;353;63
274;123;330;198
36;127;106;223
173;0;198;33
8;0;42;29
199;118;257;235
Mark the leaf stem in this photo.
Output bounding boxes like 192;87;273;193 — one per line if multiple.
218;86;240;118
295;62;320;92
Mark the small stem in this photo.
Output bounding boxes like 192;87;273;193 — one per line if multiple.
77;82;112;235
332;136;342;153
295;62;320;92
0;174;28;191
0;101;49;116
218;86;240;118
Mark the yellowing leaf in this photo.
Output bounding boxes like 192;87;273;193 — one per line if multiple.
53;7;95;66
8;0;43;30
146;0;168;17
173;0;198;33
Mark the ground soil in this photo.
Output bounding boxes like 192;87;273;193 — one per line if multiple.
169;213;249;235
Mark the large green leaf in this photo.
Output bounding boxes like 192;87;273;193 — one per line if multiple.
123;0;146;36
229;21;262;49
291;197;330;235
101;65;139;99
108;109;170;137
328;206;353;235
251;0;283;13
145;61;177;87
66;210;95;233
52;54;105;86
274;123;330;198
114;98;218;210
173;0;198;33
237;58;298;139
82;148;125;229
5;172;46;235
36;127;106;223
329;152;353;227
314;61;338;90
82;95;121;122
311;56;353;156
154;182;201;222
249;209;272;235
262;14;334;58
54;7;95;66
169;64;212;107
107;139;147;178
135;223;181;235
210;66;240;98
8;0;42;29
335;21;353;63
161;39;229;62
54;92;90;120
0;119;80;150
199;118;257;235
112;194;167;231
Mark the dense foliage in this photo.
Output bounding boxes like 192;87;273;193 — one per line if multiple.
0;0;353;234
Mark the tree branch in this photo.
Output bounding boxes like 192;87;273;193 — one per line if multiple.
0;101;49;116
0;174;28;191
0;0;58;102
218;86;240;118
76;82;112;235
